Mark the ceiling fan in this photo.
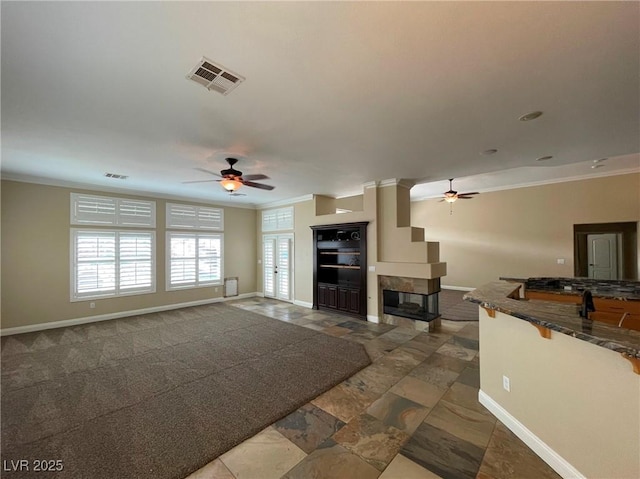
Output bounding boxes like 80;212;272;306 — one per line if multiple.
183;158;274;193
440;178;479;203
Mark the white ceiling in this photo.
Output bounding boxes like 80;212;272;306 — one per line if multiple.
2;2;639;207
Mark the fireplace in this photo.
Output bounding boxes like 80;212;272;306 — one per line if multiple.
383;289;439;322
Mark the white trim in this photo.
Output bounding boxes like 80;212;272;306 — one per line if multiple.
379;178;415;189
478;390;585;479
0;292;259;337
293;299;313;309
363;181;379;189
367;314;379;323
3;173;259;209
260;194;313;209
410;167;640;202
256;292;265;297
441;284;475;291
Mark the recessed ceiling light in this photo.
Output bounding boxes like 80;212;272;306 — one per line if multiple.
481;149;498;155
591;164;605;169
519;111;543;121
536;156;553;161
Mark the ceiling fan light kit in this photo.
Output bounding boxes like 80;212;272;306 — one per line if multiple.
440;178;479;214
220;178;242;191
183;157;274;195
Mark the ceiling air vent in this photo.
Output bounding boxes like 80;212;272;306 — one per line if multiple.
104;173;128;180
186;57;245;95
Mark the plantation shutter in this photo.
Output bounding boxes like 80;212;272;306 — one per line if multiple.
71;194;155;227
277;236;291;300
74;231;117;297
71;195;117;225
168;233;222;288
119;233;154;291
72;230;155;300
118;200;156;227
263;238;275;297
262;206;293;232
276;207;294;230
166;203;223;230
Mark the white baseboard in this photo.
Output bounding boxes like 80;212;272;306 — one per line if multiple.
293;299;313;309
367;315;379;323
441;285;475;292
478;390;585;479
1;292;259;337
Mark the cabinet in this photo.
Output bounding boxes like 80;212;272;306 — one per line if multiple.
525;290;640;331
311;222;368;319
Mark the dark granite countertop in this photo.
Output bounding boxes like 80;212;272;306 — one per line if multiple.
499;276;640;301
464;281;640;359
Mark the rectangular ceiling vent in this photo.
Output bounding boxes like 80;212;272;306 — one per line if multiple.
186;57;245;95
104;173;128;180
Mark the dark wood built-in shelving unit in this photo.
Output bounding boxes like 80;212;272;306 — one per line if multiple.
311;222;368;319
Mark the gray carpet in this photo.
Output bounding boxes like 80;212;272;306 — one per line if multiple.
1;303;371;479
440;289;479;321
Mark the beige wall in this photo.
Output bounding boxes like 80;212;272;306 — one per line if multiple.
1;180;257;330
479;307;640;478
411;173;640;288
257;189;379;314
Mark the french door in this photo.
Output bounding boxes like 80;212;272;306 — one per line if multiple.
263;234;293;301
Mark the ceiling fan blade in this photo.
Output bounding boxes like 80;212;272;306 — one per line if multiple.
241;174;269;181
194;167;222;178
182;179;220;184
457;196;475;199
459;192;479;196
229;192;247;196
242;180;275;190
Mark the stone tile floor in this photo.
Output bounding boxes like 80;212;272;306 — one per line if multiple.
187;298;560;479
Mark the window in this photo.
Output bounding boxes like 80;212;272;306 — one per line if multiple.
167;233;223;289
262;206;294;232
71;230;155;300
71;193;155;227
166;203;223;230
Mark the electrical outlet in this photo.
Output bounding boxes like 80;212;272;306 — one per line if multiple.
556;258;565;265
503;375;511;392
215;287;219;293
90;302;96;309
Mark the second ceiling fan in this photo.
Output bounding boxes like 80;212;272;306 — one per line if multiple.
440;178;479;203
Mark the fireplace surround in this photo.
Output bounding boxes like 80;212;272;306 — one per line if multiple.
378;275;441;331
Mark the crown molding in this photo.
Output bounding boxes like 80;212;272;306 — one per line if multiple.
410;168;640;202
379;178;415;189
259;194;314;209
1;173;259;209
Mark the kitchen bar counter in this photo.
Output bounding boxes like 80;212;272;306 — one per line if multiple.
469;281;640;478
464;281;640;359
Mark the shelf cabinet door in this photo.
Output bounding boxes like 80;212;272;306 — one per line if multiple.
318;284;328;307
338;288;349;311
327;286;338;309
347;288;361;314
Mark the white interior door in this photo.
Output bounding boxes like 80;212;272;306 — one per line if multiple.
588;233;619;279
263;234;293;301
